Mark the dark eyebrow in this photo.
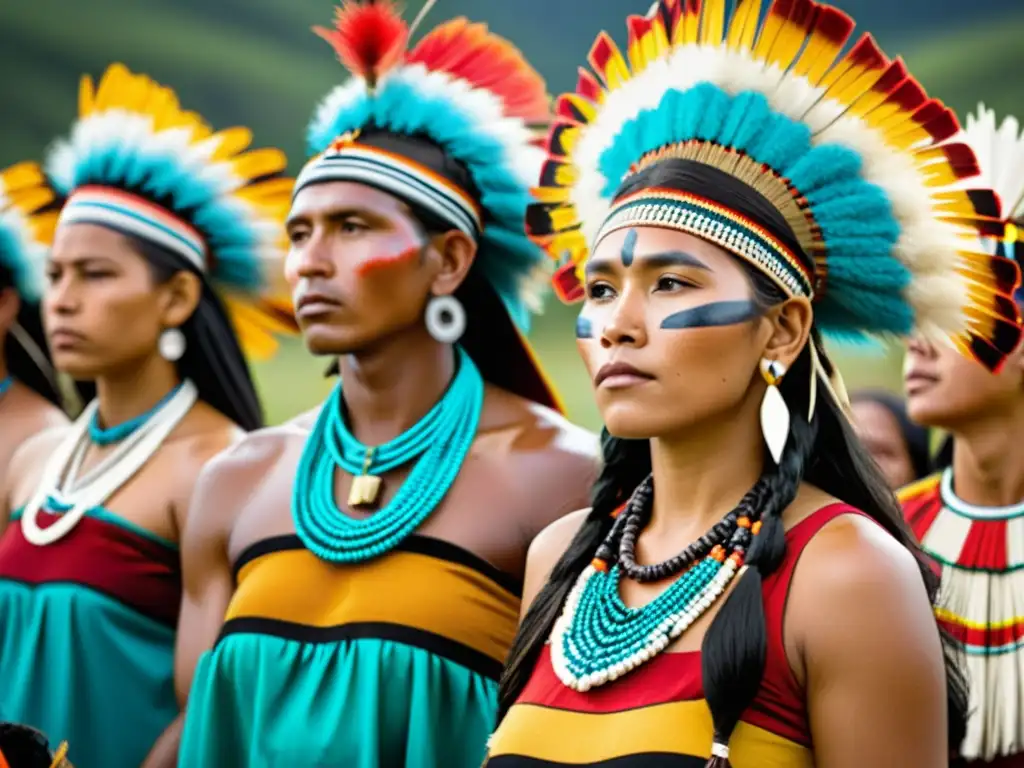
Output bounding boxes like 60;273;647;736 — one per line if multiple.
640;251;710;271
285;207;376;231
584;250;710;278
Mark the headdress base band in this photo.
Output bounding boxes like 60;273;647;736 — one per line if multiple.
595;189;815;299
57;186;206;272
294;143;482;239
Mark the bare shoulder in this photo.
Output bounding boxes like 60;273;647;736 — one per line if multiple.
482;387;601;530
521;506;594;613
787;507;935;679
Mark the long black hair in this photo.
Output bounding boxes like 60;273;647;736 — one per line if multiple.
0;262;63;408
126;234;264;432
497;160;969;758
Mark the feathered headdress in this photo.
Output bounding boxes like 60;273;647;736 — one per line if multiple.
298;0;562;409
0;162;56;303
42;63;297;360
528;0;1022;373
963;103;1024;284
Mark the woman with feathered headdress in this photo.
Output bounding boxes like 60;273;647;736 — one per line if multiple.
486;1;1022;766
0;64;296;768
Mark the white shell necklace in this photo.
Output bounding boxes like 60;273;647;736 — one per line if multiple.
20;379;199;546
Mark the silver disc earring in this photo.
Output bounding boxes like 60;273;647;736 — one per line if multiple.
158;328;186;362
424;295;466;344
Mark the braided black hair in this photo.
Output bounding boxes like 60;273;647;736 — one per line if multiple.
496;164;968;762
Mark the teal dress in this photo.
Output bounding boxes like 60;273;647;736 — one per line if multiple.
179;534;521;767
0;504;180;768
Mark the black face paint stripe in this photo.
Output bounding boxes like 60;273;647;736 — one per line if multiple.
621;229;638;267
576;315;593;338
660;299;760;330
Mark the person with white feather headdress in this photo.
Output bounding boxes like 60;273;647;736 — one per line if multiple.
901;103;1024;767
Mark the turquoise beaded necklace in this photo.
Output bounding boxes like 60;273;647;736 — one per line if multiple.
0;376;12;401
292;345;484;563
551;476;757;692
88;382;185;446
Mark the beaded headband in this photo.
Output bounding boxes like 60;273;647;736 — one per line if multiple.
595;188;814;298
40;63;298;360
528;0;1022;373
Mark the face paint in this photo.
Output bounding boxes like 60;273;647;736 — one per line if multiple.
660;299;760;330
621;229;638;267
355;245;421;276
576;314;593;339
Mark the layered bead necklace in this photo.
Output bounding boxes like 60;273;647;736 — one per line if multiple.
292;345;484;563
550;475;763;691
21;381;198;546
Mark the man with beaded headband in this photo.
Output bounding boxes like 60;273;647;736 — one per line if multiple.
0;162;72;489
165;3;597;767
901;103;1024;768
486;1;1023;766
0;64;295;768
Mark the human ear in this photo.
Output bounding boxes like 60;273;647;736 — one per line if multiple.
760;296;813;370
156;270;202;329
426;230;477;297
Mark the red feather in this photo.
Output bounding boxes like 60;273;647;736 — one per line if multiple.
407;18;549;123
314;1;409;85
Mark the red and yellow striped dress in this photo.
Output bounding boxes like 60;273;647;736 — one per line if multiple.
485;504;861;767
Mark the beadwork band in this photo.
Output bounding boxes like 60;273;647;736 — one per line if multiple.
595;188;815;299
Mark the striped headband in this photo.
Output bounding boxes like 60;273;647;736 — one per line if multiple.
596;188;815;300
294;142;483;239
58;186;206;272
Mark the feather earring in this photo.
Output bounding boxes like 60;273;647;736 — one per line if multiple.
759;358;789;465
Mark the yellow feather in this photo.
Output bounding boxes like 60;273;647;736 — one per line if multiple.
548;230;587;256
752;5;786;60
550;206;581;231
699;0;726;45
30;211;59;244
681;2;701;44
766;18;814;72
649;15;671;57
562;94;599;123
792;33;846;85
0;161;45;193
553;163;578;186
232;148;288;181
9;187;54;213
602;39;632;90
79;74;96;118
235;178;295;206
726;0;762;50
531;187;571;204
881;123;929;151
826;67;888;108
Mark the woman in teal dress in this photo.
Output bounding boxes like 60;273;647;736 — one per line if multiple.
0;63;295;768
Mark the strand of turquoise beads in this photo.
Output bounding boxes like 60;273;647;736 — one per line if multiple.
292;345;484;563
88;382;185;445
550;475;762;692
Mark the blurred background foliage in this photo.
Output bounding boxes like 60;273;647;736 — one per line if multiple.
2;0;1021;427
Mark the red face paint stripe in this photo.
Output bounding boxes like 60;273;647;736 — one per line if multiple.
355;245;421;276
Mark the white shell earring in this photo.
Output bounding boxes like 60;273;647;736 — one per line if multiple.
424;295;466;344
759;358;790;465
158;328;186;362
